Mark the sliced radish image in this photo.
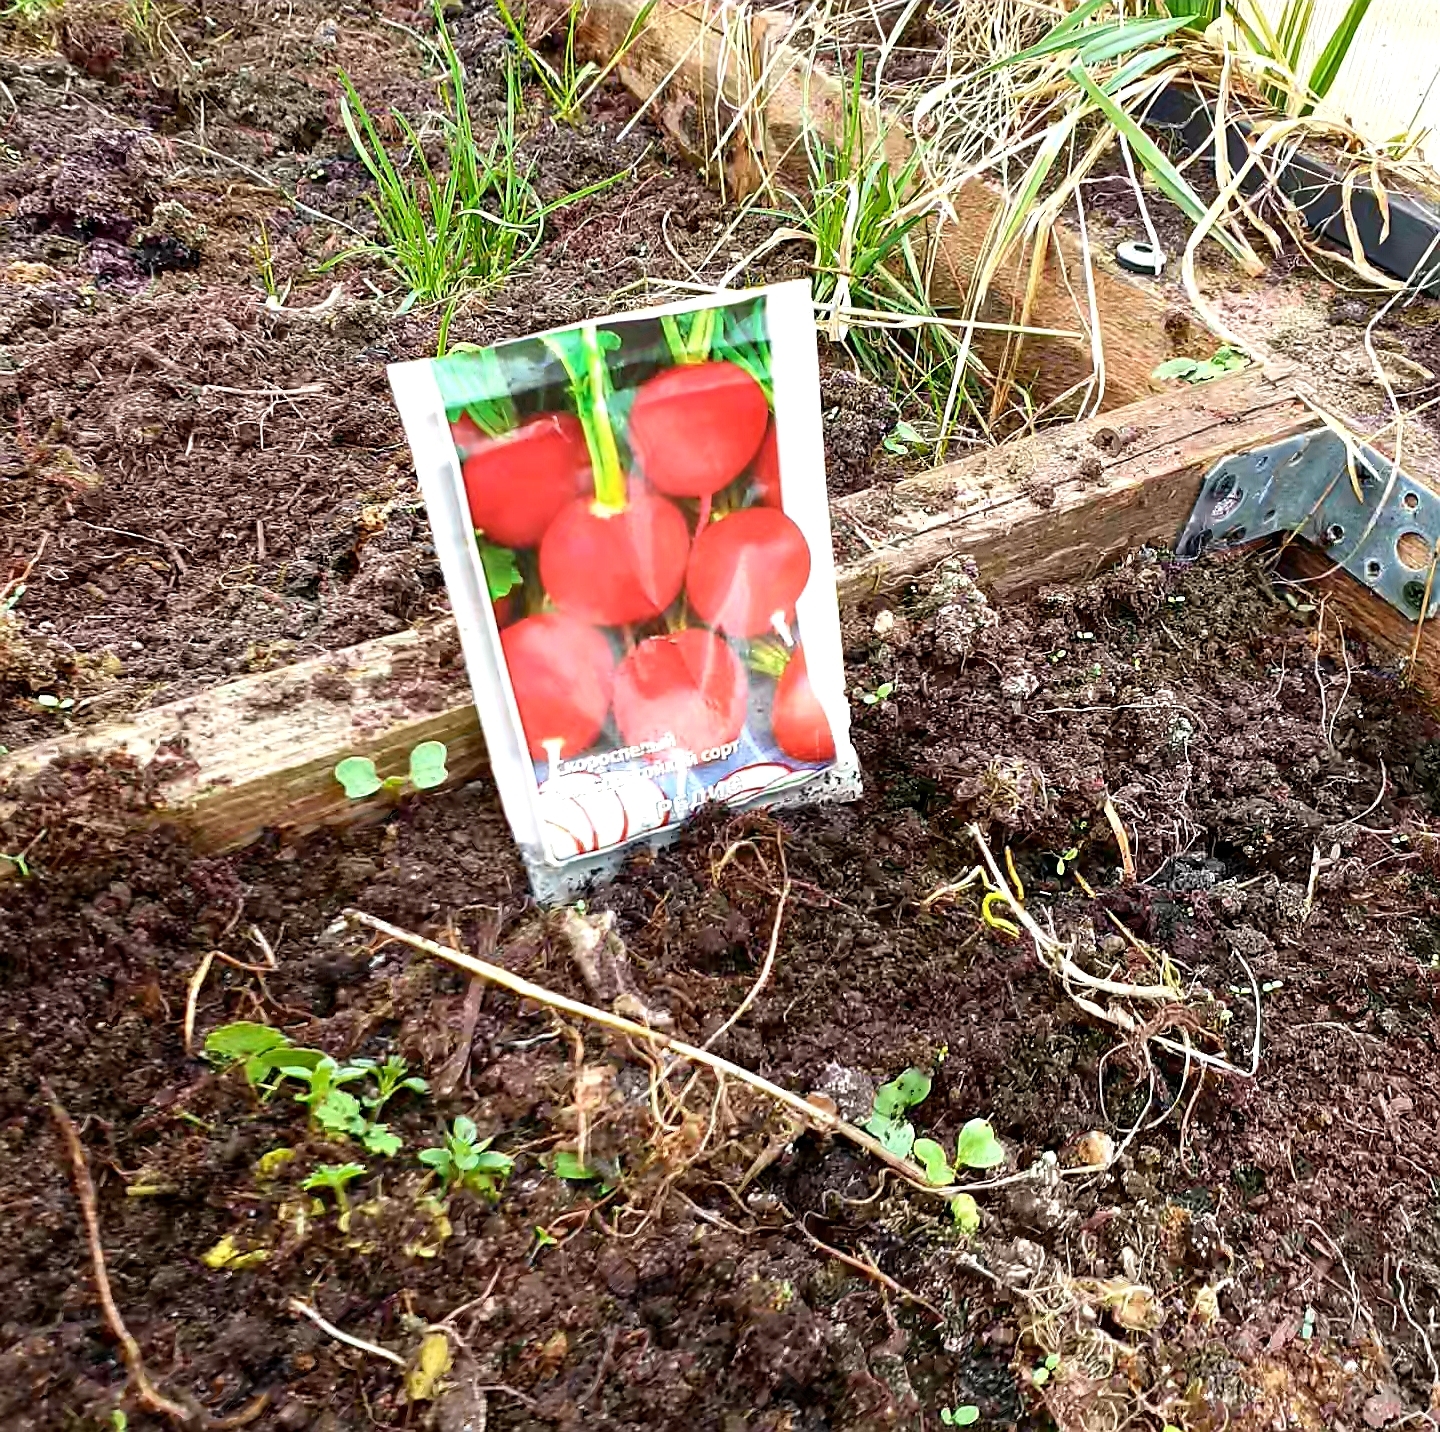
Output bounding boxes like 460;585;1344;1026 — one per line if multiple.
771;647;836;763
687;507;812;639
715;761;799;802
542;790;598;858
540;491;690;626
627;361;770;498
538;771;625;851
462;413;593;549
614;773;671;837
613;628;748;753
750;422;781;507
501;613;615;762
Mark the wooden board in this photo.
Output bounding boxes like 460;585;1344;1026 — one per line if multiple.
575;0;1212;410
0;367;1336;854
0;625;482;855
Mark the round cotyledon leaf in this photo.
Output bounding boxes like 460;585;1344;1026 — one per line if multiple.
335;756;383;799
955;1118;1006;1169
408;741;449;790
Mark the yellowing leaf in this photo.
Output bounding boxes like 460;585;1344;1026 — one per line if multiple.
201;1234;268;1271
405;1332;452;1402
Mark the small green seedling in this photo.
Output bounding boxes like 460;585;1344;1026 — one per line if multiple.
419;1116;514;1200
860;682;895;706
334;741;449;800
1032;1352;1061;1387
35;693;75;713
1;850;32;878
913;1118;1006;1185
533;1225;559;1250
302;1162;367;1230
882;419;926;456
1151;346;1250;386
361;1054;429;1120
950;1193;981;1234
204;1022;323;1087
280;1055;372;1137
940;1407;980;1427
1053;846;1080;876
863;1067;931;1159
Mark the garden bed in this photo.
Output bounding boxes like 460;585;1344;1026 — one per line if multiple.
4;4;1440;1432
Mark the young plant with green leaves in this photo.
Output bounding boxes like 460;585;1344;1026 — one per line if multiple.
302;1162;368;1230
204;1024;420;1155
420;1116;514;1200
496;0;657;125
334;740;449;800
337;9;624;309
863;1067;1007;1184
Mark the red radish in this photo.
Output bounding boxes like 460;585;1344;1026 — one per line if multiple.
771;649;835;762
627;361;770;498
502;613;615;761
540;491;689;626
462;413;592;549
687;507;811;639
613;628;747;754
450;412;486;460
751;422;781;507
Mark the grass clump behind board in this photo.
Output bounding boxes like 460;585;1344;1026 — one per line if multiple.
335;8;625;312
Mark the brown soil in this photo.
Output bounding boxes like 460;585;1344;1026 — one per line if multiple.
5;6;1440;1432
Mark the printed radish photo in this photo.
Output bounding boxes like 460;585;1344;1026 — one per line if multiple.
391;280;859;887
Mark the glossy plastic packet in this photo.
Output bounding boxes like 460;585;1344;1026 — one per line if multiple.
389;279;860;899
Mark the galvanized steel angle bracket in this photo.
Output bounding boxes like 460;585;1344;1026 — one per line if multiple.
1176;427;1440;621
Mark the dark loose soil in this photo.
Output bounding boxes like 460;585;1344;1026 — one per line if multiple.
6;542;1440;1432
5;5;1440;1432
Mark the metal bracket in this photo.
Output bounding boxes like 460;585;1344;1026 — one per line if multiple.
1177;428;1440;622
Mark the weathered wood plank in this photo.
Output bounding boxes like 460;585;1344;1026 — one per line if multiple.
832;362;1312;602
0;368;1339;853
0;625;482;854
575;0;1209;410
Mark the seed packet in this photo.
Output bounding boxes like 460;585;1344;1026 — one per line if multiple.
389;280;860;899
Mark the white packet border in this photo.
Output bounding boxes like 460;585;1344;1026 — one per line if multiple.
389;279;861;901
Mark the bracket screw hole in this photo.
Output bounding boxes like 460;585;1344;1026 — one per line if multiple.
1263;508;1278;523
1364;559;1383;580
1324;523;1346;546
1221;526;1248;543
1397;530;1433;570
1211;474;1236;501
1183;529;1213;559
1404;579;1428;610
1403;491;1422;512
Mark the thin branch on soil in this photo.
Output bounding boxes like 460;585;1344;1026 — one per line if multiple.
344;909;1083;1199
704;838;790;1050
45;1083;199;1427
1394;1263;1440;1388
287;1298;406;1368
796;1214;943;1321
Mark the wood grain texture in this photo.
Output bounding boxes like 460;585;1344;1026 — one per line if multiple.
831;363;1313;602
575;0;1208;409
0;625;484;853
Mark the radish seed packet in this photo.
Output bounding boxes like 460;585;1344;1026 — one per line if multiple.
390;280;860;899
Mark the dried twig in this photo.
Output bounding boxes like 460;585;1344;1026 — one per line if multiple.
796;1214;943;1320
1102;797;1135;883
344;908;1081;1199
287;1298;406;1368
46;1084;199;1427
